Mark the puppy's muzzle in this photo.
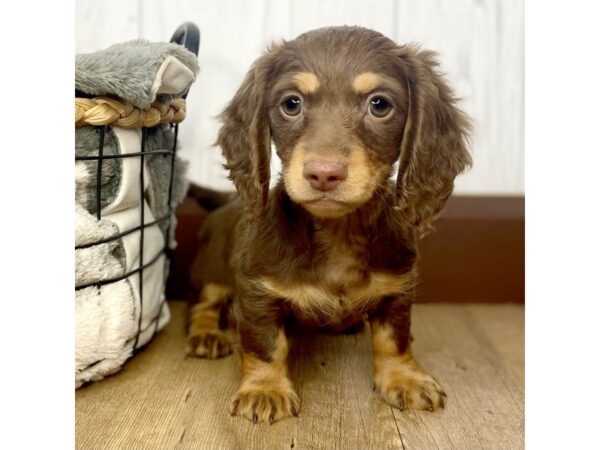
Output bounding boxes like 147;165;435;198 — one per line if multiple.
303;160;348;192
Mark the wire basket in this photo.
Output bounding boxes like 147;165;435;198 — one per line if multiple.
75;23;200;358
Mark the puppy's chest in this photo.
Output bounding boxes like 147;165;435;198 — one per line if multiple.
258;228;412;324
314;224;362;279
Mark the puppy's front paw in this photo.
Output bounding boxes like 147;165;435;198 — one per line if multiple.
374;357;446;411
186;330;234;359
231;384;300;424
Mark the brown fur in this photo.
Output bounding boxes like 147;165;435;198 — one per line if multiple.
189;26;471;423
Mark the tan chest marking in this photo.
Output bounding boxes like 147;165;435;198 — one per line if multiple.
256;222;412;322
256;271;413;322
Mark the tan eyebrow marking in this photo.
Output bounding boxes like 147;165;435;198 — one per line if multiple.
353;72;381;94
292;72;320;95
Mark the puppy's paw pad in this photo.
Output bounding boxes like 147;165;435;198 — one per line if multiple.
231;388;299;424
376;368;446;411
185;330;233;359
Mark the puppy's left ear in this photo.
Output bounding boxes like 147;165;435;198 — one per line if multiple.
395;46;472;236
217;45;281;214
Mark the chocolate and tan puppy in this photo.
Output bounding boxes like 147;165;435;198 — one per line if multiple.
188;26;471;424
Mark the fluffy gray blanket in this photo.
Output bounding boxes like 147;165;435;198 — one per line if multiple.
76;40;199;108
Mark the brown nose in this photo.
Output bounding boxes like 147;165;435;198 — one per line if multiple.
303;160;348;192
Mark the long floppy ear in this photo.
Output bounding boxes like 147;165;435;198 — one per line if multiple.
217;46;280;214
395;45;472;237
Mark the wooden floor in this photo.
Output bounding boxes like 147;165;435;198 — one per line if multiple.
76;301;524;450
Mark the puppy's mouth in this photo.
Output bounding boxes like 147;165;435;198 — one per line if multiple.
306;197;346;208
301;196;357;218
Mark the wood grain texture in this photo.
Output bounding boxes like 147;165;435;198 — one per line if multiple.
76;301;524;450
75;0;524;195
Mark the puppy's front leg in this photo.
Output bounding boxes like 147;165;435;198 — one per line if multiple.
370;297;446;411
231;299;299;424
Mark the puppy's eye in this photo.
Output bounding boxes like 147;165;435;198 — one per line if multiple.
368;96;393;118
281;95;303;117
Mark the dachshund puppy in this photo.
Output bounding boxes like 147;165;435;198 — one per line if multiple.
188;26;471;424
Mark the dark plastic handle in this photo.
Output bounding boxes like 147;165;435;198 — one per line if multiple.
170;22;200;57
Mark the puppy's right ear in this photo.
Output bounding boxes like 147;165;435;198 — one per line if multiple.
394;45;472;237
217;45;280;214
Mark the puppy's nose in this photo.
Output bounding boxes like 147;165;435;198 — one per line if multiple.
303;160;348;192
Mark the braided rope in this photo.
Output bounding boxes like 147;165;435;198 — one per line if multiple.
75;97;186;128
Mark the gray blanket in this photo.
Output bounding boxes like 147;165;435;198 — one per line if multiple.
76;40;199;108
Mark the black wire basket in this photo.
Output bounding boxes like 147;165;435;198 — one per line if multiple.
75;23;200;354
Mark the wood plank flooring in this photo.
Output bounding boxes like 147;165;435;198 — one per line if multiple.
76;301;524;450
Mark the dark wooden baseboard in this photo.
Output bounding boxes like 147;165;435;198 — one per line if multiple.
167;195;524;303
415;196;524;303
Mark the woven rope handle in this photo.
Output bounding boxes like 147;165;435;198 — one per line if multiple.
75;97;186;128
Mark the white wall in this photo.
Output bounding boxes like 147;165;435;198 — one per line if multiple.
76;0;524;195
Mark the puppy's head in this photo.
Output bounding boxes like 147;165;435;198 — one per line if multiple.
218;26;471;233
